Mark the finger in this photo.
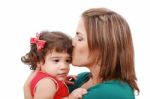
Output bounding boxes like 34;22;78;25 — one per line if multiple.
68;77;75;81
77;94;82;99
82;90;87;94
66;81;74;85
67;75;77;80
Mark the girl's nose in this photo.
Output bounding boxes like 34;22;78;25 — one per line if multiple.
60;62;68;70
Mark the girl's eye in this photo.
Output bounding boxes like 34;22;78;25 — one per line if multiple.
66;59;71;63
54;59;59;62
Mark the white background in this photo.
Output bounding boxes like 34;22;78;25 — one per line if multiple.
0;0;149;99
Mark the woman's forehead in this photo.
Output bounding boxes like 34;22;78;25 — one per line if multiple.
76;18;87;36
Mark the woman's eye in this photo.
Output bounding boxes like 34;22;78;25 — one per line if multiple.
78;37;83;41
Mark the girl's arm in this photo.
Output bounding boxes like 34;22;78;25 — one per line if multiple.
34;78;57;99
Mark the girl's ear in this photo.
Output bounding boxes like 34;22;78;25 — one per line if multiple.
36;61;43;70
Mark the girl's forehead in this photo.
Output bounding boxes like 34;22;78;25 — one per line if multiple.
46;50;70;57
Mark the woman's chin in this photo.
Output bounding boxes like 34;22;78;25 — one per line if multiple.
72;63;83;67
72;62;79;66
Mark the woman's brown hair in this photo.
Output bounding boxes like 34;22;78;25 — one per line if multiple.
82;8;139;93
21;31;72;70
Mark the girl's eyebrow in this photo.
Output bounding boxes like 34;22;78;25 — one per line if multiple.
50;56;71;59
50;57;61;58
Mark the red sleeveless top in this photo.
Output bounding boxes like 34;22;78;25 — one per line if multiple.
30;71;69;99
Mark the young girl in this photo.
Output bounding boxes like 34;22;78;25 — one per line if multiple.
21;31;87;99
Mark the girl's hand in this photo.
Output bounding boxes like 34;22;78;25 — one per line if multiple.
65;75;77;85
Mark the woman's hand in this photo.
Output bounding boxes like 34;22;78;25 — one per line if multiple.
68;88;87;99
65;75;77;85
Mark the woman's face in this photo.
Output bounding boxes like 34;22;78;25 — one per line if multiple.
72;18;93;67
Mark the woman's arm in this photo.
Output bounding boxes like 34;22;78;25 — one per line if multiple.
63;88;87;99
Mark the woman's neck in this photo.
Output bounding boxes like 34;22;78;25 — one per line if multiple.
81;65;102;89
88;64;101;84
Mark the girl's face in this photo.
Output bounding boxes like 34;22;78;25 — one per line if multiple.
72;18;94;67
40;51;71;81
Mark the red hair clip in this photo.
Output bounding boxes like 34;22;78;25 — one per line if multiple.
30;33;46;51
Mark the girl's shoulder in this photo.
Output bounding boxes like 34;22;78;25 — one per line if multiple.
34;78;57;98
30;71;58;97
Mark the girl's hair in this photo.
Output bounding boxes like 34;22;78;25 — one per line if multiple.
82;8;139;93
21;31;72;70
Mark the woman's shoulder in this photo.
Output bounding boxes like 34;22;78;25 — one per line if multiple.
77;72;90;79
89;80;133;92
83;80;135;99
68;72;90;93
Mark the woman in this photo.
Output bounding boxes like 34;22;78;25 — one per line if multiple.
24;7;139;99
69;7;139;99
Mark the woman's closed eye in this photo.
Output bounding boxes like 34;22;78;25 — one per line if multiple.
78;38;83;41
78;36;83;41
76;32;83;41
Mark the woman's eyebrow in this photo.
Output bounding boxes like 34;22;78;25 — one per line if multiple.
76;32;82;35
